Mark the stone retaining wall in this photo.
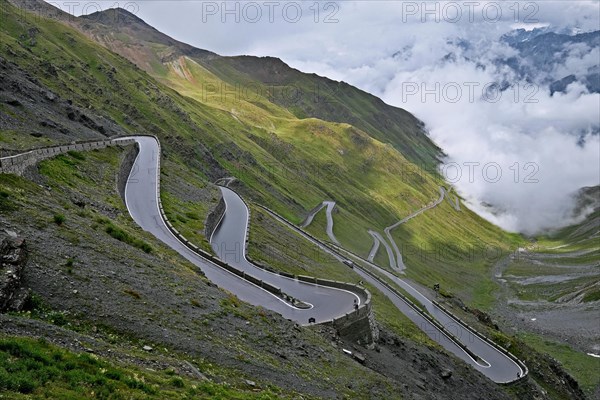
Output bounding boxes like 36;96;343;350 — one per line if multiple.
117;142;140;201
0;138;136;176
204;196;225;240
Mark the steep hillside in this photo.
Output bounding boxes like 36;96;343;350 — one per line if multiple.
2;0;517;331
0;1;593;398
73;6;441;169
203;55;440;169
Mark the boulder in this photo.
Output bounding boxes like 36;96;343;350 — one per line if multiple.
0;236;29;312
440;369;453;380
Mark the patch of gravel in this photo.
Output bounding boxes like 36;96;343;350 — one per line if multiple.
491;255;600;355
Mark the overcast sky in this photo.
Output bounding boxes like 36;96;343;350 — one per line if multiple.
51;1;600;234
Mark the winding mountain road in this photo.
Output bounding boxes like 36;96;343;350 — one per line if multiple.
367;230;381;262
301;201;340;244
444;186;462;211
367;229;397;269
258;204;526;383
8;135;524;384
384;187;446;272
211;187;365;321
121;136;363;324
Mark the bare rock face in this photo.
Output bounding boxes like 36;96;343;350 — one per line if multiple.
0;236;30;311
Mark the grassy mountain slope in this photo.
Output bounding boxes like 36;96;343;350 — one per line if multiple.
3;0;520;332
75;7;441;170
0;145;411;399
0;335;283;399
1;1;593;398
202;55;440;169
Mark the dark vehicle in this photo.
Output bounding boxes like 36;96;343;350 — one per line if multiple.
343;260;354;268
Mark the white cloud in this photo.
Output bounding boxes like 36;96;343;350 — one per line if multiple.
377;39;599;234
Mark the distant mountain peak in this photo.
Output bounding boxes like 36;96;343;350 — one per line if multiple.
81;7;147;27
500;27;552;45
74;5;217;62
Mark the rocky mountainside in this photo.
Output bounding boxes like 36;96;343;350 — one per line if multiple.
499;29;600;94
0;234;29;312
572;186;600;221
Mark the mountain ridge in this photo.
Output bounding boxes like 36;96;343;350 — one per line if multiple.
64;4;442;169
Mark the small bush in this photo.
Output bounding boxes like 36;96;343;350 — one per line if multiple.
0;190;14;211
53;214;66;225
105;369;123;380
16;377;36;393
49;312;68;327
190;299;201;308
105;223;152;253
105;224;126;241
23;293;45;312
65;258;75;274
138;242;153;254
170;376;185;388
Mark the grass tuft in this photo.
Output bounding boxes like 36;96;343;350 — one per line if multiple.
53;213;66;225
105;223;153;253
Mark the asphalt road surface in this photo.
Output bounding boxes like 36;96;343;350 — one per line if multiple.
211;186;365;323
